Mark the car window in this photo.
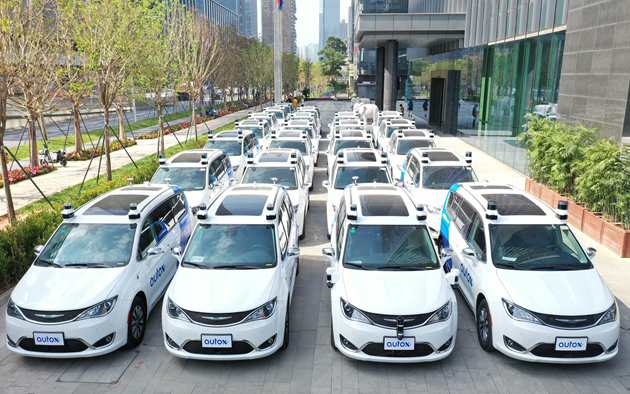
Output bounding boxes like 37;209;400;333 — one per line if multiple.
138;218;158;260
220;154;231;174
277;201;289;259
211;158;225;179
170;193;186;222
453;198;476;239
152;167;206;190
468;214;486;260
149;200;176;236
336;197;346;247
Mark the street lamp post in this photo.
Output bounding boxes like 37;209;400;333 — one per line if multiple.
274;0;282;103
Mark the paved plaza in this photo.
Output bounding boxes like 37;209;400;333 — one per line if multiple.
0;101;629;394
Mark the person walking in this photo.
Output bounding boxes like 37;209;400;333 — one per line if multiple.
407;99;414;118
399;103;404;114
472;104;479;128
422;99;429;117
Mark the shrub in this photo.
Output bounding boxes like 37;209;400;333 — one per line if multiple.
67;138;137;161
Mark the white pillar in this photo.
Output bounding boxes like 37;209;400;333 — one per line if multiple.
274;2;282;103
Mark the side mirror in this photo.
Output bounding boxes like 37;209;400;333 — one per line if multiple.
586;247;597;259
208;174;216;188
325;150;330;155
288;247;301;257
394;178;404;187
34;245;44;255
148;247;164;256
462;247;477;258
229;178;238;185
305;182;312;188
322;180;330;188
440;247;453;258
445;268;460;286
171;246;182;260
322;247;335;258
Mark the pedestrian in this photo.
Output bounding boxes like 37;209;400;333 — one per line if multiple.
300;97;305;106
472;104;478;128
399;103;404;114
293;97;298;108
407;99;414;118
422;99;429;117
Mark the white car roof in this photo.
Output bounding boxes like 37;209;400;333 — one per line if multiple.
335;148;387;166
209;129;254;141
340;184;425;225
247;149;303;167
378;110;402;116
200;184;288;225
163;149;224;167
410;147;471;166
385;119;415;126
452;182;565;225
395;129;433;139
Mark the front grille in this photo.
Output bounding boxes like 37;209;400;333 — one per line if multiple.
182;340;253;355
530;343;604;359
19;307;84;324
18;338;88;353
531;311;605;329
181;308;256;326
361;310;434;328
362;343;434;358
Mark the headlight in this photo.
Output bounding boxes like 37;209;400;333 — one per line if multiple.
76;296;118;321
599;302;617;325
425;204;441;214
502;299;542;324
340;298;372;325
167;298;191;322
6;299;24;320
427;301;451;324
244;298;277;322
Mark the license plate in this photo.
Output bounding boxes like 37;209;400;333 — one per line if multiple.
33;332;65;346
555;337;588;351
201;334;232;348
383;337;415;350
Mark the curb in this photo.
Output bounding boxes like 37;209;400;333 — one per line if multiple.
0;285;14;306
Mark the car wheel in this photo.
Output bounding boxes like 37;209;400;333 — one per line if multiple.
126;296;146;348
282;300;290;350
476;299;495;352
330;316;337;350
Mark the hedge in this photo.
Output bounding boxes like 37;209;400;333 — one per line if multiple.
0;118;242;289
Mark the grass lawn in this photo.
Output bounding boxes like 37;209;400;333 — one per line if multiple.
6;100;244;162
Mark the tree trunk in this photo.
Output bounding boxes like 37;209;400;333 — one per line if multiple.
118;104;125;140
103;109;112;181
29;113;38;168
192;102;197;141
38;114;48;141
73;105;83;154
223;87;227;109
173;96;178;114
0;147;15;224
158;105;165;155
199;88;205;116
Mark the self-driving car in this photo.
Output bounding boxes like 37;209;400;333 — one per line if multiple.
283;120;320;156
241;149;311;239
325;131;374;175
162;184;300;360
324;184;459;362
268;130;316;189
375;119;416;150
235;120;272;149
6;184;192;357
439;182;619;363
204;130;259;180
385;129;435;180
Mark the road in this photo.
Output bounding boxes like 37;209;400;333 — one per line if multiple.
0;101;628;394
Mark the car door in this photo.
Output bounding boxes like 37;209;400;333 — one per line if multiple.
463;213;486;305
277;199;296;300
446;194;477;305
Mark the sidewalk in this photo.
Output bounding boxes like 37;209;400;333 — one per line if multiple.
415;112;630;334
0;108;252;216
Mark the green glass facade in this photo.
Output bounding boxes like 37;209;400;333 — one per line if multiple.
409;31;565;173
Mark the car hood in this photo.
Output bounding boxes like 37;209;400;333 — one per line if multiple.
342;269;449;315
496;269;614;315
12;266;126;310
183;190;205;208
169;267;277;313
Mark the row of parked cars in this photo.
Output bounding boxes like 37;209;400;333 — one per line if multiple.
5;104;620;366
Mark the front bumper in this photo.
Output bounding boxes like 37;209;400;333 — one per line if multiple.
331;300;458;363
162;303;286;360
6;307;128;358
491;302;620;364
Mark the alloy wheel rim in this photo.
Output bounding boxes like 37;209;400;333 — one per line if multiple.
478;308;489;342
131;305;144;339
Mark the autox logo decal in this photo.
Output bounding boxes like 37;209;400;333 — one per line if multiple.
36;335;61;344
204;338;229;346
386;341;412;348
557;340;585;349
150;264;166;287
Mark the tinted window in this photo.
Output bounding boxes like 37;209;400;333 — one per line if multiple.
171;193;186;222
241;167;297;189
397;139;436;155
422;166;478;189
204;140;242;156
359;195;409;216
149;200;176;234
453;198;477;239
333;140;373;155
468;215;486;260
269;140;308;154
84;194;149;216
334;167;390;189
277;204;289;259
482;193;546;216
216;195;268;216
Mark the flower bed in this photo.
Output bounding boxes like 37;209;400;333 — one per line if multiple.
134;116;212;140
0;164;56;189
66;138;137;161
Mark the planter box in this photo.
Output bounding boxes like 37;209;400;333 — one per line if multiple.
567;200;586;230
582;211;604;243
539;186;557;208
601;222;630;258
528;180;542;198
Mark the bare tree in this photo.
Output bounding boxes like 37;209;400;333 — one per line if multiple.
7;0;62;167
240;40;273;111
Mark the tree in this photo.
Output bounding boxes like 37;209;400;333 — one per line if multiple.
240;40;273;111
7;0;62;167
318;37;347;82
299;59;313;93
324;36;347;55
282;53;300;96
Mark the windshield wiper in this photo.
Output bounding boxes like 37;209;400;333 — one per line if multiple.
527;265;581;271
493;262;524;270
212;264;261;270
65;263;111;268
181;261;210;269
375;265;426;271
37;259;62;268
343;262;375;270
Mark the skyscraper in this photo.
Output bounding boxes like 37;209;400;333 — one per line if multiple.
319;0;340;50
214;0;245;33
242;0;258;38
308;43;319;62
339;19;347;41
261;0;297;53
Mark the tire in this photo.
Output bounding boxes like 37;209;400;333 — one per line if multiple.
60;157;68;167
476;299;495;352
126;296;146;348
281;300;290;350
330;316;337;350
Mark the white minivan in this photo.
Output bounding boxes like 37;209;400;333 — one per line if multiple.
162;184;300;360
324;184;459;362
204;130;259;180
439;183;619;363
6;184;192;357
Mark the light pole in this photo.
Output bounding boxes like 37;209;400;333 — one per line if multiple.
274;0;282;103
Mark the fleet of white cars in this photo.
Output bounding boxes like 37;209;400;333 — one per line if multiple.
6;102;620;367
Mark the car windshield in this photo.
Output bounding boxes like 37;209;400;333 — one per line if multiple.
242;167;298;189
204;140;242;156
269;140;308;154
333;140;373;154
152;167;206;190
182;224;277;268
238;126;264;139
36;224;136;268
386;126;407;138
343;225;439;270
267;110;284;120
422;166;478;189
396;139;435;155
333;166;390;189
489;224;592;270
286;127;314;139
